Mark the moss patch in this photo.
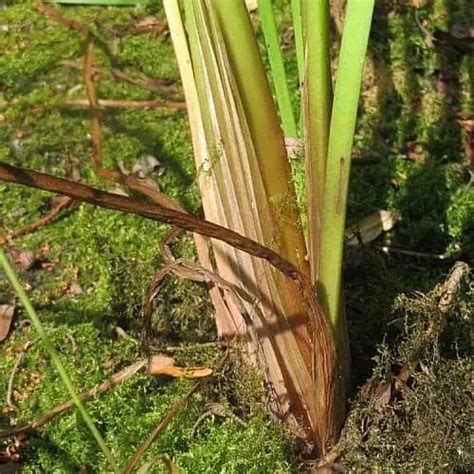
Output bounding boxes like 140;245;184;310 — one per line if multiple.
0;0;472;472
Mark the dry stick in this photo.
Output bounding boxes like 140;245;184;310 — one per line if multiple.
82;38;185;212
123;351;228;474
34;0;88;37
50;99;186;110
6;340;37;412
0;163;301;281
376;245;462;261
58;60;179;96
8;197;77;239
84;36;104;172
0;359;146;438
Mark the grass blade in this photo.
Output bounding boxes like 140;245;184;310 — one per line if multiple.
0;249;120;474
291;0;304;133
257;0;298;137
318;0;375;331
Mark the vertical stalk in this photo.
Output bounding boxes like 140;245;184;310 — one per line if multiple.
291;0;304;92
291;0;304;133
212;0;309;273
0;250;120;474
319;0;375;333
257;0;298;137
303;0;332;285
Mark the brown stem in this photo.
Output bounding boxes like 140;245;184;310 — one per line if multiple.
0;360;146;438
0;162;302;280
8;197;76;239
123;352;228;474
58;60;179;96
34;0;88;36
47;98;186;110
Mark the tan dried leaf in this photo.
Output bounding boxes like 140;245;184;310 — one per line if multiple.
148;354;212;378
374;382;392;408
0;304;15;341
7;247;35;271
346;210;400;246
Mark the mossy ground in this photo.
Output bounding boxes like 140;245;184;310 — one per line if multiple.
0;0;472;472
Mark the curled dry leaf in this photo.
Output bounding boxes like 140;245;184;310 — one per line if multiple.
0;304;15;341
148;354;212;378
132;154;166;178
346;210;400;246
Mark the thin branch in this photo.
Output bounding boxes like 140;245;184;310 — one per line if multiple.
123;351;228;474
34;0;88;36
58;60;179;96
0;162;301;280
84;36;103;171
6;341;37;412
0;359;146;438
49;99;186;110
8;197;76;239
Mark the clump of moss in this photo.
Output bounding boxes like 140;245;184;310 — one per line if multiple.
340;270;472;471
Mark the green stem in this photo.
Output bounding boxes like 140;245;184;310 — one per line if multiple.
318;0;375;330
257;0;298;137
291;0;304;134
0;250;121;474
303;0;332;284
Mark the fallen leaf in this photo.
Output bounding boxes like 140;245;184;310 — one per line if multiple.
131;154;166;178
7;247;35;271
0;304;15;341
407;151;427;164
346;210;400;246
115;326;129;339
148;354;212;378
374;382;392;408
59;281;83;298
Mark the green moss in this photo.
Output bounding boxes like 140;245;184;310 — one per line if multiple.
1;0;473;471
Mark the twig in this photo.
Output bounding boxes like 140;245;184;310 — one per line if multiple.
58;60;179;96
0;359;146;438
84;36;104;173
376;245;461;261
438;261;470;314
0;163;302;281
141;227;265;354
8;197;77;239
49;98;186;110
165;342;225;352
123;351;228;474
82;39;186;211
34;0;88;36
6;340;37;412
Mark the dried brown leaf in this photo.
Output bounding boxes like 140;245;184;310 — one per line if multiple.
148;354;212;378
374;382;392;408
0;304;15;341
7;247;35;271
